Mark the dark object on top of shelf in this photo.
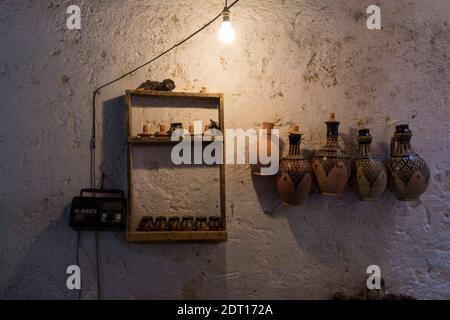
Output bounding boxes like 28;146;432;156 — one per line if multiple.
209;119;220;130
69;189;126;231
167;123;183;135
137;79;176;91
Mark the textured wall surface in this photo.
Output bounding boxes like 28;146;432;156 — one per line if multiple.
0;0;449;299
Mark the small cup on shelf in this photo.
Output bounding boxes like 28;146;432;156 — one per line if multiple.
195;216;208;231
137;216;154;231
168;216;182;231
181;216;195;231
208;216;221;231
154;216;168;231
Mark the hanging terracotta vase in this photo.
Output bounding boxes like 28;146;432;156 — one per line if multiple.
276;126;313;206
351;129;387;200
387;124;430;201
312;113;351;196
251;122;277;176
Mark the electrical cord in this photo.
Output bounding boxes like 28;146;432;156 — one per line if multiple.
95;231;101;300
76;230;82;300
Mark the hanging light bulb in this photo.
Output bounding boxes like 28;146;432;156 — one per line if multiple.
219;8;235;44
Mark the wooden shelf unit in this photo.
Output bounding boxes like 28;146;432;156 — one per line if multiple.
125;90;227;243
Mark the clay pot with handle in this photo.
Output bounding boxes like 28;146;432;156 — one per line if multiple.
387;124;430;201
312;113;351;196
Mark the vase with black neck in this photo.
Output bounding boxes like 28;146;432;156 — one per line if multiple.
276;126;312;206
387;124;430;201
351;129;387;200
312;113;351;196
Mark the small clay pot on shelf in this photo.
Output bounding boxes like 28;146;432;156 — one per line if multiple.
208;216;221;231
168;216;182;231
154;216;168;231
181;216;195;231
195;216;208;231
137;216;154;231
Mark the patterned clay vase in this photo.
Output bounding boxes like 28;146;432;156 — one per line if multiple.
312;113;351;196
251;122;278;176
387;124;430;201
276;129;313;206
351;129;387;200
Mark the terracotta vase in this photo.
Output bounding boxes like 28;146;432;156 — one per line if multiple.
312;113;351;196
387;124;430;201
276;128;313;206
351;129;387;201
251;122;277;176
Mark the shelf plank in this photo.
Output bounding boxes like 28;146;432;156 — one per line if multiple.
126;231;228;243
126;90;222;100
128;136;222;145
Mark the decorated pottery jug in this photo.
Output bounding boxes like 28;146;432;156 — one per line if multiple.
387;124;430;201
276;127;313;206
312;113;351;196
351;129;387;201
251;122;278;176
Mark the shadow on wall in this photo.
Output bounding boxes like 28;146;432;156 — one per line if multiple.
248;126;404;296
99;95;227;299
101;95;128;190
1;205;80;299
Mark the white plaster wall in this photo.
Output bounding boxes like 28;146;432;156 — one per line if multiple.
0;0;449;299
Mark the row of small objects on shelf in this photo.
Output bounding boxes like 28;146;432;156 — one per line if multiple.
253;113;430;206
137;120;220;138
138;215;222;232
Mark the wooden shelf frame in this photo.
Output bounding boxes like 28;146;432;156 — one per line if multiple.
125;90;227;243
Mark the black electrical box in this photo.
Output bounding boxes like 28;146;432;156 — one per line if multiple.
69;189;127;231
